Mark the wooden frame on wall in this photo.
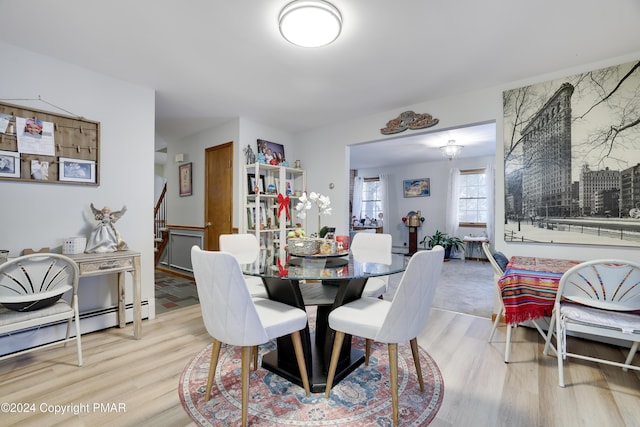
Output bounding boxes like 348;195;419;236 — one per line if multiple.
0;101;100;185
179;162;192;197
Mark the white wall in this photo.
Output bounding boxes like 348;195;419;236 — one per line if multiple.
166;118;239;227
0;42;155;318
359;156;493;250
165;117;295;230
294;51;640;262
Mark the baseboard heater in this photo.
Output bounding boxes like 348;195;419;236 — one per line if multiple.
0;301;150;357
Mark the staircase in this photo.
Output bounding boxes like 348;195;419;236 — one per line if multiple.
154;183;168;265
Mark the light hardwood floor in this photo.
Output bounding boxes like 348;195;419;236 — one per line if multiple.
1;305;639;426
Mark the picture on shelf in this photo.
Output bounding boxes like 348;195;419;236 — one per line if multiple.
248;173;265;194
246;204;267;229
257;139;286;166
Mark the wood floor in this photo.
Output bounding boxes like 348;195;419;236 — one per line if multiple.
1;305;639;426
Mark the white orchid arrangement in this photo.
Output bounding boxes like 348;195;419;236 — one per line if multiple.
295;192;332;219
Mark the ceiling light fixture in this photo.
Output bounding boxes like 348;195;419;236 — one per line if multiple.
279;0;342;48
440;140;464;160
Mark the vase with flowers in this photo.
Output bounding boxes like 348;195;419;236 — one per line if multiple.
295;191;332;236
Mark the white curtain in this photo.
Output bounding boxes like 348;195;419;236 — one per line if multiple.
446;167;461;239
352;176;364;224
378;173;389;233
485;163;495;243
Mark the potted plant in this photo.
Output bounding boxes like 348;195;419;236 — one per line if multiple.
420;230;464;260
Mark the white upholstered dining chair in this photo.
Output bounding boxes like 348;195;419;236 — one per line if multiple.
190;246;310;427
0;253;82;366
324;246;444;426
543;259;640;387
219;233;268;299
350;232;392;298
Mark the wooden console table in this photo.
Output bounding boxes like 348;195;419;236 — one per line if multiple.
67;250;142;339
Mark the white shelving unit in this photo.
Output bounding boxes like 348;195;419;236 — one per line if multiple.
243;163;306;253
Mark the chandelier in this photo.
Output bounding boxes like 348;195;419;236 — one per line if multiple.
440;140;464;160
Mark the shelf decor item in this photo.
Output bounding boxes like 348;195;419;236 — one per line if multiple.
295;191;332;235
277;193;291;220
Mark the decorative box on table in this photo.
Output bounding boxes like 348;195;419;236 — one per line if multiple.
288;238;339;256
62;237;87;255
288;238;322;256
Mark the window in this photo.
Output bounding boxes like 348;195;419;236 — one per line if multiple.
458;169;488;227
359;178;383;224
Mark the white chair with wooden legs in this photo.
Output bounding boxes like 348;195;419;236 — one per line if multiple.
543;259;640;387
0;253;82;366
350;232;392;298
191;246;310;427
219;233;268;299
324;246;444;426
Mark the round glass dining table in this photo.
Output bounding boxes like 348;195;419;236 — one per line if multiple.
241;250;408;393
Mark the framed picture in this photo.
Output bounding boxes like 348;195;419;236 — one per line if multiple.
503;58;640;247
59;157;96;183
179;162;192;196
257;139;286;165
247;173;265;194
31;159;50;180
403;178;430;198
258;201;267;227
246;207;255;229
0;150;20;178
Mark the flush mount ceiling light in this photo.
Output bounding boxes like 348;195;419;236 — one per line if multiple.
440;140;464;160
279;0;342;48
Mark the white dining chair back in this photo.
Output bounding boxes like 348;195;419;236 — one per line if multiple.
219;233;268;298
192;247;267;345
350;232;392;298
325;246;444;426
0;253;82;366
190;246;310;426
374;246;443;343
219;233;260;264
543;259;640;386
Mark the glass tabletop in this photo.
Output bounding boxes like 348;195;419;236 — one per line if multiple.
241;250;408;281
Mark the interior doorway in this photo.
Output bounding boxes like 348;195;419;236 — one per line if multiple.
204;142;233;250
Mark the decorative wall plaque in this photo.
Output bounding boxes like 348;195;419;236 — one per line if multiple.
380;111;439;135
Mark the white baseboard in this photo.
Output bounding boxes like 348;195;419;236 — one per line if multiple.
0;302;149;357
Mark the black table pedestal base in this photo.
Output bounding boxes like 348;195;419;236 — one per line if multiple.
261;277;369;393
261;337;364;394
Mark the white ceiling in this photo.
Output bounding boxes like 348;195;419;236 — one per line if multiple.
1;0;638;165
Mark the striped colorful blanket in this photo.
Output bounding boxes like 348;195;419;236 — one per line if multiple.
498;256;582;324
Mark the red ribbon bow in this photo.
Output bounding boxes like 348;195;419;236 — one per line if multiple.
277;193;290;220
277;256;290;277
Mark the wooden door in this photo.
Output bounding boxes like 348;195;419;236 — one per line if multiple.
204;142;233;250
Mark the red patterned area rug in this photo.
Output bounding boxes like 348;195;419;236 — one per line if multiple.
179;336;444;426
